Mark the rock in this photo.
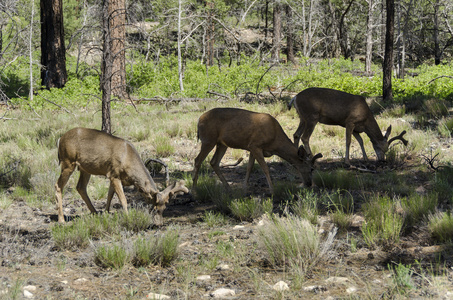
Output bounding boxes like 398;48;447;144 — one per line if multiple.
217;264;230;270
23;290;33;298
234;225;245;230
303;285;327;293
325;277;349;284
24;285;37;292
210;288;235;298
197;275;211;281
74;278;89;284
146;292;171;299
346;286;357;293
273;281;289;291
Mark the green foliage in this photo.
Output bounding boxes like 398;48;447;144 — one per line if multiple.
203;210;229;227
132;227;180;267
289;189;320;225
428;211;453;243
229;197;273;221
361;195;404;247
433;167;453;202
390;263;415;294
401;193;438;229
95;244;129;270
257;214;334;276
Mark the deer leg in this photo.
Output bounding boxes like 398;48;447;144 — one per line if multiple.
301;121;317;157
105;183;115;212
110;178;128;213
344;125;354;165
209;144;230;189
352;131;368;161
193;142;216;188
244;153;255;189
76;171;97;214
250;148;273;193
55;162;76;223
293;120;305;147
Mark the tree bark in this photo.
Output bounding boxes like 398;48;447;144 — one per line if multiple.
206;1;215;67
383;0;394;102
109;0;127;99
365;0;374;74
101;0;112;134
433;0;441;65
285;4;295;64
40;0;67;89
272;0;282;62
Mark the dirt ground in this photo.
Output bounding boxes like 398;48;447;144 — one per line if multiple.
1;130;453;299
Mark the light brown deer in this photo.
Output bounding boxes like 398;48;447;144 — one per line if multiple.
288;87;408;165
55;127;188;225
192;108;322;193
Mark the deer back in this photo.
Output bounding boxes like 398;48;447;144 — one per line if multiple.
294;87;374;128
197;108;292;152
58;127;156;191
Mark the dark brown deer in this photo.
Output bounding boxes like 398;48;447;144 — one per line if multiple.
192;108;322;193
288;87;408;164
55;127;188;224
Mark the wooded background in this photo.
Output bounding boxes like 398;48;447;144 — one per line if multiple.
1;0;452;119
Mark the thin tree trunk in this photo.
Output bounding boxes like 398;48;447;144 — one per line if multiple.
365;0;374;74
177;0;184;91
206;1;214;67
383;0;394;102
109;0;127;99
29;0;35;102
40;0;67;89
272;0;282;62
101;0;112;133
285;4;295;64
433;0;441;65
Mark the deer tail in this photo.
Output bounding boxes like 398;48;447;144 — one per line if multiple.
287;96;296;110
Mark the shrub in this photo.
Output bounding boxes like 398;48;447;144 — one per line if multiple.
428;211;453;243
132;227;180;267
229;197;273;221
290;189;320;225
95;244;129;270
203;210;229;227
401;193;438;230
361;195;404;247
257;214;336;276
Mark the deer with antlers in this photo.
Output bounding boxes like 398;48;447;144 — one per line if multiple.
55;127;188;225
288;87;408;165
192;108;322;193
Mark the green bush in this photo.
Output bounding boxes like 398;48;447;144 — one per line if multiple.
428;211;453;243
95;244;129;270
229;197;273;221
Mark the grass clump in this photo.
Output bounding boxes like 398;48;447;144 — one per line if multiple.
229;197;273;221
401;193;438;230
118;209;153;232
203;210;229;227
257;214;336;276
132;227;180;267
390;263;415;294
428;211;453;243
51;221;91;250
95;244;129;270
433;167;453;202
289;189;320;225
361;194;404;248
153;135;175;157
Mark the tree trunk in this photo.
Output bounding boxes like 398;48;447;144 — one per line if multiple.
101;0;112;134
433;0;441;65
338;0;354;60
285;4;295;64
40;0;67;89
177;0;184;91
365;0;374;74
109;0;127;99
206;1;215;67
383;0;394;102
272;0;282;62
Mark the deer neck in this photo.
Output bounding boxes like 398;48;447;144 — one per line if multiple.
272;140;300;165
364;117;385;144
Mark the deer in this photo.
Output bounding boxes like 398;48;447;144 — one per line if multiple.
192;108;323;194
55;127;188;225
288;87;408;165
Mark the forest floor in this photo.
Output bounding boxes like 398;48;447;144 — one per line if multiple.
1;151;453;300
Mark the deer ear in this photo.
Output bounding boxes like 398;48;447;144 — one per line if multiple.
384;125;392;139
297;146;308;159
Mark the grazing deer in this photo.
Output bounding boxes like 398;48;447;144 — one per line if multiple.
55;127;188;225
288;87;408;165
192;108;322;193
